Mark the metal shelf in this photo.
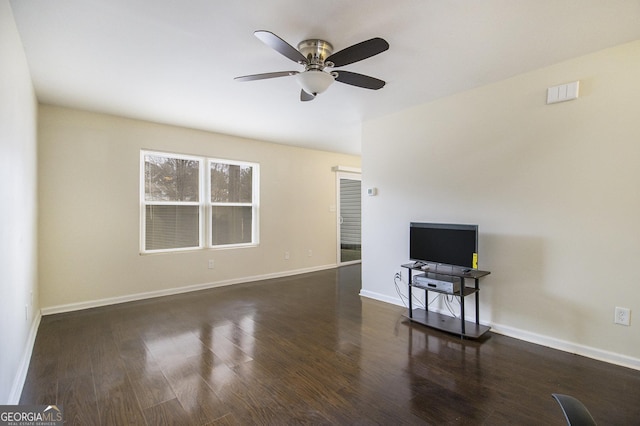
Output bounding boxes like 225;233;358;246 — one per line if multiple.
405;308;490;339
402;263;491;339
409;284;478;297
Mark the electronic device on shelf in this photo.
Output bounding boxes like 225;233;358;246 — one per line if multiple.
409;222;478;274
413;272;461;293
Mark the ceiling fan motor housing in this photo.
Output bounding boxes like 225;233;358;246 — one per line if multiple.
297;39;334;69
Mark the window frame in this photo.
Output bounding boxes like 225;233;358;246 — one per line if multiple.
207;157;260;249
140;150;259;254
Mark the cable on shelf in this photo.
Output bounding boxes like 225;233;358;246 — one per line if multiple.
395;271;445;310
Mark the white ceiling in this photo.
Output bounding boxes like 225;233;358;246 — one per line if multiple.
10;0;640;155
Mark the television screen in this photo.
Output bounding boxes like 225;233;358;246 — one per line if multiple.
409;222;478;269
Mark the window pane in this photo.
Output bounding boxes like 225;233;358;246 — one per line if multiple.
211;206;252;245
210;162;252;203
145;205;199;250
145;155;199;202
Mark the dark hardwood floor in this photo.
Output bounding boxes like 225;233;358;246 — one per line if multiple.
21;265;640;425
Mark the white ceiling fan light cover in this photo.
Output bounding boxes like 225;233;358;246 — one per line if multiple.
296;70;335;95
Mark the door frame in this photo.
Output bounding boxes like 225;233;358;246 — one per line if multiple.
336;170;362;266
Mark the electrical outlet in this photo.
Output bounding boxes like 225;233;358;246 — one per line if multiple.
614;307;631;326
284;251;290;260
208;259;214;269
308;249;313;257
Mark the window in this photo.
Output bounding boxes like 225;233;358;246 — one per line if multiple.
209;160;256;246
141;151;259;253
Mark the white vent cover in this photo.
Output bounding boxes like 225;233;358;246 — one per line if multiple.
547;81;580;104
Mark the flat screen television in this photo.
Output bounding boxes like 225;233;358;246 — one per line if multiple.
409;222;478;271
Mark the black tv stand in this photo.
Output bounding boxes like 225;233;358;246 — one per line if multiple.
401;263;491;339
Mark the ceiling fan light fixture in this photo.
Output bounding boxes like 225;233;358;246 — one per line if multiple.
296;70;334;96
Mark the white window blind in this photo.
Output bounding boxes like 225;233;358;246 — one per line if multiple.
142;152;202;252
209;160;258;247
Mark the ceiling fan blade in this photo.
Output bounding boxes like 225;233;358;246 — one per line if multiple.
300;90;315;102
326;37;389;67
234;71;299;82
334;71;385;90
254;30;307;64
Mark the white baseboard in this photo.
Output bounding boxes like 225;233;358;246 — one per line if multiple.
41;264;337;316
489;323;640;371
8;310;41;404
359;289;640;371
359;289;403;306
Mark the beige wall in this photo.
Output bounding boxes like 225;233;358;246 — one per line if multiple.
38;105;360;310
1;0;39;403
361;40;640;367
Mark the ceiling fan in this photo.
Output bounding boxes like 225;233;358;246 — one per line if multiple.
234;30;389;102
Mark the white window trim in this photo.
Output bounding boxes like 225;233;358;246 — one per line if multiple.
206;158;260;249
140;151;259;254
140;151;204;254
